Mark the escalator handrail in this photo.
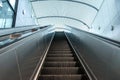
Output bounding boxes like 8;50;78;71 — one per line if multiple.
66;25;120;48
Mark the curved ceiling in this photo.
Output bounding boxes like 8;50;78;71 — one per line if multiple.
31;0;103;30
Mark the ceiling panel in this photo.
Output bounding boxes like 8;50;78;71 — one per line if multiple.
31;0;103;31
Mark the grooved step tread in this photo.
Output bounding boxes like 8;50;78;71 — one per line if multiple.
50;48;71;51
50;45;70;48
46;57;74;61
49;51;72;53
47;54;73;57
38;33;89;80
48;52;72;54
41;67;84;74
39;75;82;80
44;62;78;67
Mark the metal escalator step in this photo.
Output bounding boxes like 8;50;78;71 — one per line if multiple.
50;45;70;47
50;49;71;51
39;75;82;80
47;54;73;57
50;42;69;44
41;67;84;74
50;47;70;49
46;57;74;61
50;45;71;48
38;32;89;80
44;62;78;67
49;51;72;54
50;46;71;51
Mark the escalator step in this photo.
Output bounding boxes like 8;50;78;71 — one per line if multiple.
47;54;73;57
50;45;70;47
46;57;74;61
41;67;84;74
50;45;70;49
49;50;71;52
38;33;89;80
49;51;72;54
39;75;82;80
44;62;78;67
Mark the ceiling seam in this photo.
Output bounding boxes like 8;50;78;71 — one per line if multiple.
37;16;90;29
30;0;99;11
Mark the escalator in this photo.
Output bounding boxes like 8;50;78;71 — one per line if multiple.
38;32;89;80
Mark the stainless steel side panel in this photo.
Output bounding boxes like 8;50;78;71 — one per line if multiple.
0;50;20;80
65;28;120;80
0;27;55;80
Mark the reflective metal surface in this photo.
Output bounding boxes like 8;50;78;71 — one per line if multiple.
65;27;120;80
0;27;55;80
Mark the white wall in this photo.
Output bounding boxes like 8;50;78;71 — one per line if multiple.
15;0;36;27
91;0;120;42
